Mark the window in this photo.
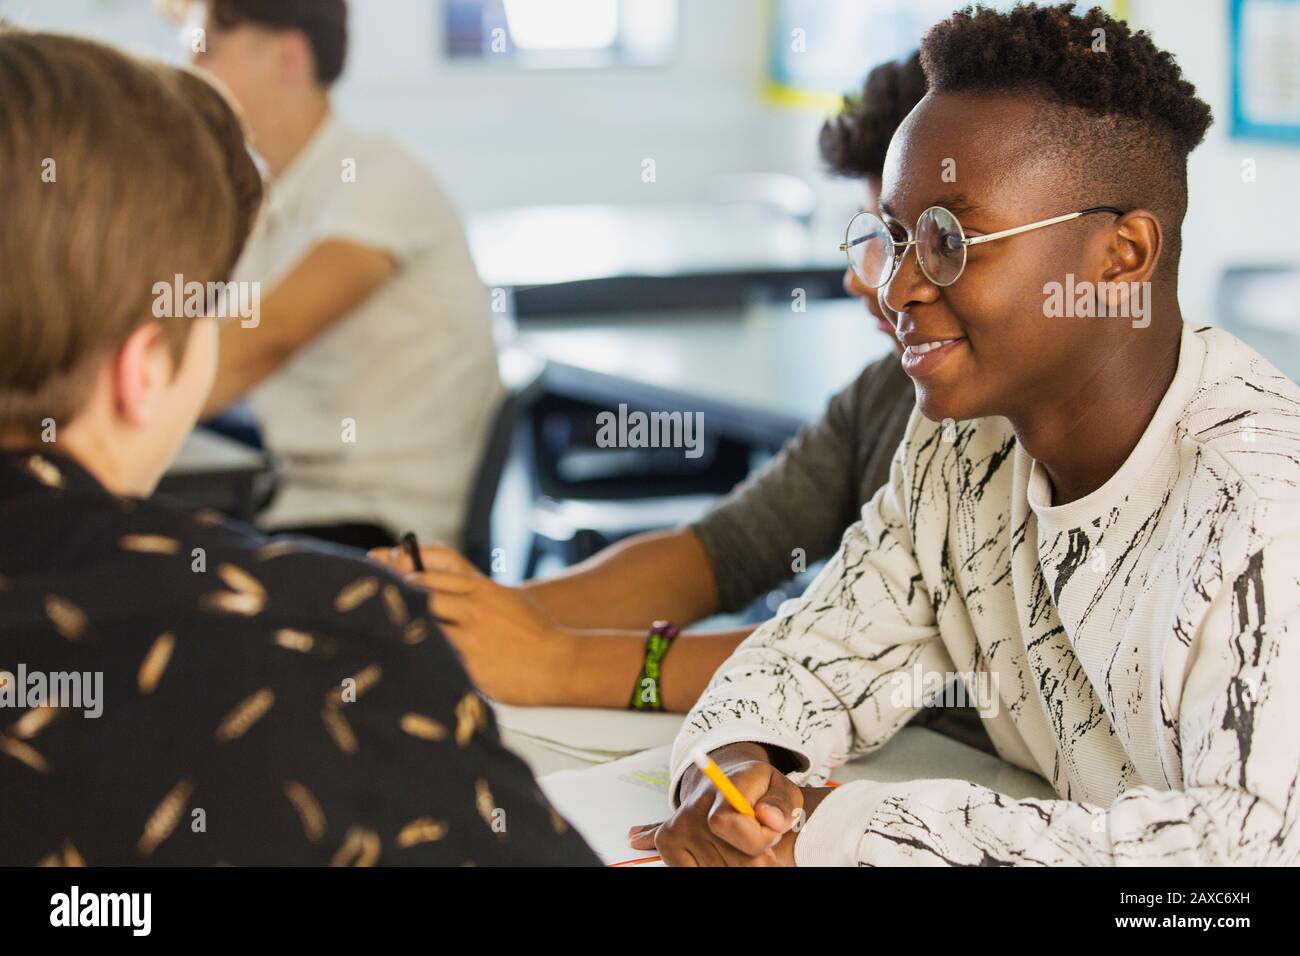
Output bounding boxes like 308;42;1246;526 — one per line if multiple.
445;0;677;68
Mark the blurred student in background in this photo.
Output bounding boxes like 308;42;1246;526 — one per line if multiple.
375;55;990;744
0;29;594;866
181;0;501;550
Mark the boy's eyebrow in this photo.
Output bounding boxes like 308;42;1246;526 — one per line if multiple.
879;193;985;222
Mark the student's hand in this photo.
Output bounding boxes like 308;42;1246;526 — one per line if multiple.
368;544;578;707
627;743;830;866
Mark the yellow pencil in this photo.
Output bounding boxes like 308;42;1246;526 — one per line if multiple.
690;747;756;818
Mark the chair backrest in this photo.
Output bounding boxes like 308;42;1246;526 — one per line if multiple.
522;390;751;502
460;362;545;573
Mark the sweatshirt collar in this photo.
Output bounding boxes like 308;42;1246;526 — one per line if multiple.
1026;322;1206;531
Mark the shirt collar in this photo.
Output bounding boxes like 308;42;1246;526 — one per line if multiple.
0;449;108;497
1026;321;1207;529
265;111;348;222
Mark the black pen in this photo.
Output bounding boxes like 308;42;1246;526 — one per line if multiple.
400;531;425;572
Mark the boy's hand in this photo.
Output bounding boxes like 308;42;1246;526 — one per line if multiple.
628;743;826;866
368;544;577;707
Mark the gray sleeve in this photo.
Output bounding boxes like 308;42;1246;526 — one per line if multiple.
691;356;899;614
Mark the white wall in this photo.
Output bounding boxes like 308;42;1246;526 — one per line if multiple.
1129;0;1300;324
0;0;177;56
766;0;1300;326
3;0;1296;324
338;0;793;210
0;1;820;208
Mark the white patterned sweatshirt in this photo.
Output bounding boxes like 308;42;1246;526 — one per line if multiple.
670;324;1300;866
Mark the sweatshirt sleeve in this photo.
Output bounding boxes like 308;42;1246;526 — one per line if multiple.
793;540;1300;866
669;433;956;801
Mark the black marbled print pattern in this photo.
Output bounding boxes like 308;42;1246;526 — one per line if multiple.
0;452;597;866
672;326;1300;865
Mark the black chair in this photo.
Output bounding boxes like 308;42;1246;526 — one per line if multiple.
459;362;546;575
518;389;753;576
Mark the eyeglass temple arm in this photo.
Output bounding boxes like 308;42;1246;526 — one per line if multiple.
840;235;917;252
964;206;1124;247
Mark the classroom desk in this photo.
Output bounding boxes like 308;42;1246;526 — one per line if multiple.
469;202;847;317
156;429;273;521
509;298;895;449
505;723;1056;802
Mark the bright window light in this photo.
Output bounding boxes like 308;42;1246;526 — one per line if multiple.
445;0;677;68
502;0;619;51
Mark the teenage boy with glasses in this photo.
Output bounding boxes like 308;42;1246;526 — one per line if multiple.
634;2;1300;867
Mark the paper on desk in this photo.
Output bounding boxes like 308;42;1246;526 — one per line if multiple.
538;727;1057;867
540;745;673;866
490;702;684;763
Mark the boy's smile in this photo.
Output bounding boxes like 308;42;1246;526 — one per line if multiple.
897;332;967;378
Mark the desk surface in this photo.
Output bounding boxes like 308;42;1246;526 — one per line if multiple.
511;298;896;446
506;721;1055;801
469;202;843;291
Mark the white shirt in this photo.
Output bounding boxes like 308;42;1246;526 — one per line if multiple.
233;113;501;542
671;323;1300;866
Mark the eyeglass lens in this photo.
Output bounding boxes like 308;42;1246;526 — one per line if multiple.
844;206;968;289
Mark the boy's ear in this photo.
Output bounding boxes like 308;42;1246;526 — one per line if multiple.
1100;209;1162;285
277;29;316;85
112;322;176;428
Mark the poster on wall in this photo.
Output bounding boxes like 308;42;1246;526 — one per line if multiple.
1231;0;1300;142
765;0;1129;110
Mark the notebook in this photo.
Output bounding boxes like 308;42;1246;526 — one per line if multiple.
539;745;674;866
538;726;1058;866
491;702;684;763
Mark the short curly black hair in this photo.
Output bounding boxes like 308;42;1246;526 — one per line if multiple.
820;51;928;181
921;3;1210;155
918;2;1212;270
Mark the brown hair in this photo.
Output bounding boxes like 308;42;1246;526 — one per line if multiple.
0;29;263;434
208;0;348;86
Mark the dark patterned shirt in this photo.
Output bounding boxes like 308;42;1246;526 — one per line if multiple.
0;451;597;866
